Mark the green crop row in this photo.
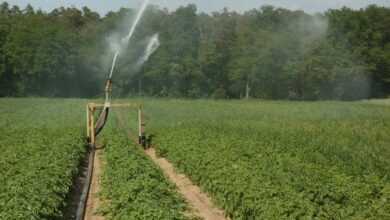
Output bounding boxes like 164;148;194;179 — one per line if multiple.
144;100;390;220
99;117;189;220
0;99;87;220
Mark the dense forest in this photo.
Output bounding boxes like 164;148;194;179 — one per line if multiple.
0;2;389;100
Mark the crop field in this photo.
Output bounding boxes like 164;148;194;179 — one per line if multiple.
0;99;87;219
98;119;188;220
0;99;191;220
1;98;389;220
144;100;390;219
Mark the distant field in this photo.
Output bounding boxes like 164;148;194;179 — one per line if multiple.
364;99;390;105
1;98;389;219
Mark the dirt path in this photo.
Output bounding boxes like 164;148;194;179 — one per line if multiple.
145;148;228;220
84;149;105;220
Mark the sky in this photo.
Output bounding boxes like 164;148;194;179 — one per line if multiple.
4;0;390;15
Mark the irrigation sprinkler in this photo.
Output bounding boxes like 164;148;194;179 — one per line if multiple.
81;101;147;220
85;0;152;148
80;1;153;219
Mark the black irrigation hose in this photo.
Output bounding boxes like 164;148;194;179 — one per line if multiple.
76;144;95;220
95;108;110;137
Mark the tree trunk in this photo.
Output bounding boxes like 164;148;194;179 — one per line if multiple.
245;80;250;100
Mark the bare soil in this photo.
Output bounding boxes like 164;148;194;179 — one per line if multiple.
145;148;228;220
84;149;105;220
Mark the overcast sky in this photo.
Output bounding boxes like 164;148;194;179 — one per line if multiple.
4;0;390;15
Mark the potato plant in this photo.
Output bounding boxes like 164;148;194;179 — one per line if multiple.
145;100;390;220
99;118;189;220
0;99;87;220
2;98;389;220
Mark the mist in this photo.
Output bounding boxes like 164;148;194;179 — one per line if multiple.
100;0;160;97
287;12;371;100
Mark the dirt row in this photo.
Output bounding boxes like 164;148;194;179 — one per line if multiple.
145;147;227;220
84;148;105;220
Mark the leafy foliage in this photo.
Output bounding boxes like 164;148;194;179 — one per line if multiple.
0;98;87;220
99;117;188;220
145;99;390;219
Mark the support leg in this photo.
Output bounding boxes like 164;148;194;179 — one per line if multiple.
90;107;96;147
138;106;146;148
87;105;90;140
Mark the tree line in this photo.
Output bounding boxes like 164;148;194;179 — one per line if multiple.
0;2;389;100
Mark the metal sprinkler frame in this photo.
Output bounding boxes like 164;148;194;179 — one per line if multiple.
86;102;147;147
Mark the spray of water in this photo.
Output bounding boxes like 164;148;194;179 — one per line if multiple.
109;52;119;79
138;34;160;65
109;0;150;78
125;0;150;43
